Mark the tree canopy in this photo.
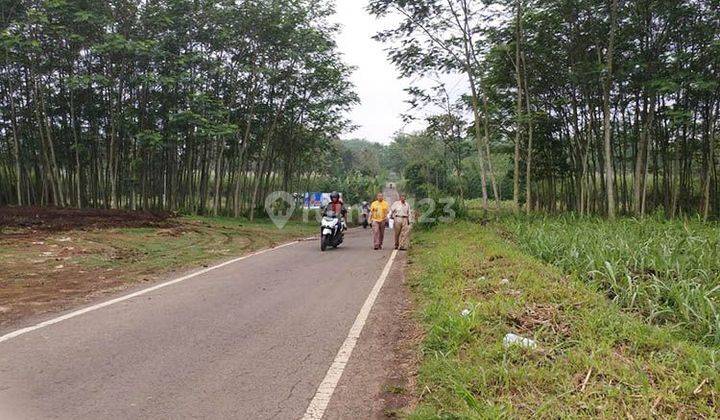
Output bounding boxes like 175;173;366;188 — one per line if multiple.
371;0;720;220
0;0;357;217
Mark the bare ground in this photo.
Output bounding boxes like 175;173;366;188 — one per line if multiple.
324;251;421;419
0;206;175;232
0;207;314;331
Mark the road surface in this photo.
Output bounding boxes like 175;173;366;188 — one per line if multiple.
0;226;402;419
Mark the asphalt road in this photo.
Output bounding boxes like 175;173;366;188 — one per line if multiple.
0;226;397;419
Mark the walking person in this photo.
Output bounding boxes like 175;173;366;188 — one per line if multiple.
361;201;370;228
370;192;389;250
390;194;412;250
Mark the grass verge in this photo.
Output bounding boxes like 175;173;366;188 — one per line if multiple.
502;214;720;345
408;221;719;418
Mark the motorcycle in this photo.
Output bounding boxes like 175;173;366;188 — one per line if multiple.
320;210;345;251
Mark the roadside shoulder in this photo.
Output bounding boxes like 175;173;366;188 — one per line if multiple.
323;251;421;419
407;221;719;418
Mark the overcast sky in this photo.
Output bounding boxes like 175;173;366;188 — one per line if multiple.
332;1;423;144
331;1;469;145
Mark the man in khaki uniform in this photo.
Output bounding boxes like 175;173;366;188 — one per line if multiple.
390;194;411;250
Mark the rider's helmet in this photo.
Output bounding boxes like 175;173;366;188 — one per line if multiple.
330;191;340;202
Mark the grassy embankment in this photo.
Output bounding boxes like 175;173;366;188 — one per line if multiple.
0;216;315;327
407;217;719;418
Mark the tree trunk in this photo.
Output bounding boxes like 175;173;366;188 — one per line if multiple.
483;92;500;206
213;137;224;216
522;52;533;214
467;75;489;212
513;0;524;213
7;80;23;205
32;78;59;206
634;97;654;215
69;89;82;208
602;0;618;219
703;103;716;221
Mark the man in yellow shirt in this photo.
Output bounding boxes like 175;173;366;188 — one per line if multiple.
370;192;390;250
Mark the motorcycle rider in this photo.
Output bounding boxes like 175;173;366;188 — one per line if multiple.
324;191;347;229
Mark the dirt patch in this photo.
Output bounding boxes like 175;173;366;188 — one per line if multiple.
0;215;314;332
324;252;421;419
0;207;178;328
507;303;572;339
0;230;161;330
0;206;176;233
0;266;147;330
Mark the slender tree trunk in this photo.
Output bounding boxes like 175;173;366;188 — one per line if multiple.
703;103;716;221
108;118;117;209
634;97;651;215
602;0;618;219
642;131;651;216
39;82;64;206
32;78;59;206
483;92;500;206
448;0;490;211
234;111;254;217
69;89;82;208
7;80;23;205
250;104;283;220
467;76;489;211
522;52;533;214
249;157;266;221
513;0;524;213
213;137;224;216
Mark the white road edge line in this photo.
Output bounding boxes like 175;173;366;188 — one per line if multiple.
0;236;315;345
302;249;399;420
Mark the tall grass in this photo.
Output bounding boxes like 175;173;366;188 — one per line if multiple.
408;222;719;417
502;214;720;344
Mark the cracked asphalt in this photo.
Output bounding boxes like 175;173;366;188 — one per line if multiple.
0;227;396;419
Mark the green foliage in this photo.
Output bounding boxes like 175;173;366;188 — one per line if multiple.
315;170;381;206
0;0;357;212
336;139;389;176
411;184;467;230
391;132;474;198
371;0;720;219
503;214;720;344
408;222;720;417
